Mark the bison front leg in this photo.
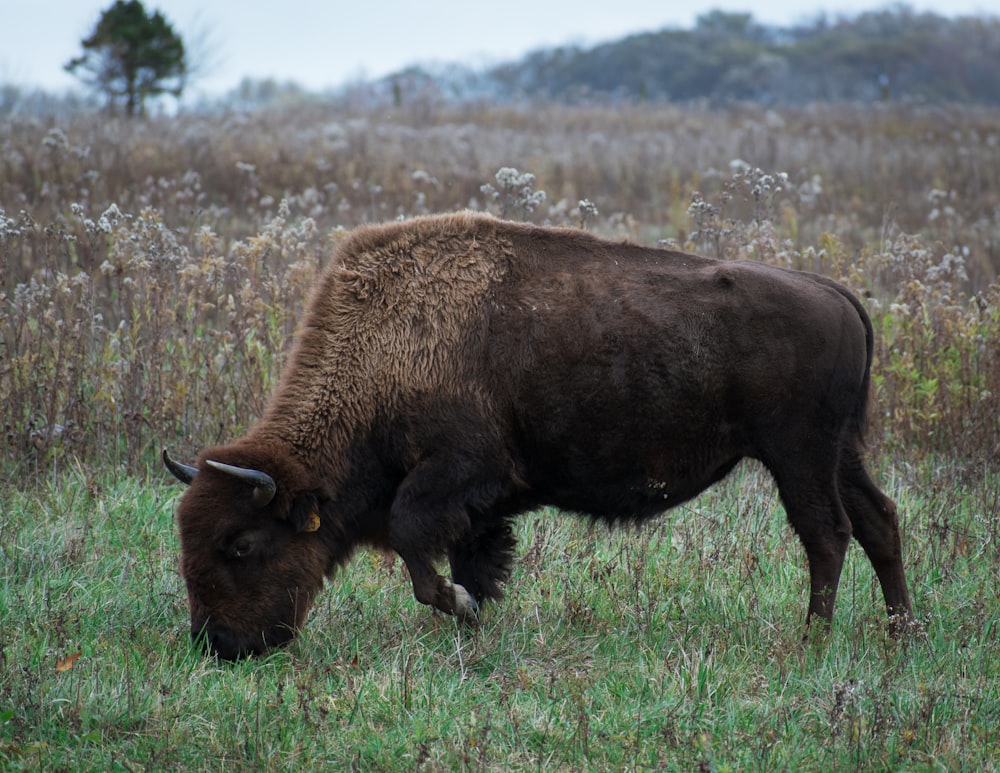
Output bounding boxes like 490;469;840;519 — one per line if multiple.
448;516;517;604
388;465;481;621
397;553;480;620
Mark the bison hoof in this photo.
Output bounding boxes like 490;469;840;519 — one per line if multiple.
446;580;479;621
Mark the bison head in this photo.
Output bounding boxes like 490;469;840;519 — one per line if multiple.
163;447;327;659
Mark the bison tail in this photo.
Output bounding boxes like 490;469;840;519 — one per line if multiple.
840;283;875;448
817;275;875;448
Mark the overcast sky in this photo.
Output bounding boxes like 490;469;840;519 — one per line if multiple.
3;0;998;100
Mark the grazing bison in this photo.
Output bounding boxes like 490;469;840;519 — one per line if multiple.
164;211;912;659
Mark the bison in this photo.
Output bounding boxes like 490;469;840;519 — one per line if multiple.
164;211;912;659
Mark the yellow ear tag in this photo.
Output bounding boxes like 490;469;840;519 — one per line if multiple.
304;511;321;533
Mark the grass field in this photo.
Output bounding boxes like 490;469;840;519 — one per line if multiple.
2;461;998;771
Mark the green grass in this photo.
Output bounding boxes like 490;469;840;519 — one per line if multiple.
2;461;998;771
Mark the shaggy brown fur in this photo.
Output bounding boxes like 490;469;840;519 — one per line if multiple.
166;211;912;659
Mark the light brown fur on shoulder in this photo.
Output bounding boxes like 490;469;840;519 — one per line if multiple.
253;213;514;462
321;211;510;313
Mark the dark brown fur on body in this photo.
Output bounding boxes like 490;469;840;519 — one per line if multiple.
166;211;912;659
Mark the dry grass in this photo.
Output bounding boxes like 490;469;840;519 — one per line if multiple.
1;101;999;480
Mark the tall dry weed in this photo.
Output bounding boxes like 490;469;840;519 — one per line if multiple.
2;102;998;481
2;200;326;479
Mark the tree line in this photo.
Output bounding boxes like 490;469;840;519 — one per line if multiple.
10;2;1000;116
482;7;1000;104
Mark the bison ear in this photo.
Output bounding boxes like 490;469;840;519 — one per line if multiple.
289;493;323;534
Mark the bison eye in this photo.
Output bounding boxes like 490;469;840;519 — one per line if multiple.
229;538;254;559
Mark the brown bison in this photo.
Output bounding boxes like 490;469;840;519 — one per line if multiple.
164;211;912;659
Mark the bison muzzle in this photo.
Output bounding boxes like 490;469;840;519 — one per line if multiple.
164;212;912;659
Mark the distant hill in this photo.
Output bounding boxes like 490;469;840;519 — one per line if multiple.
372;6;1000;106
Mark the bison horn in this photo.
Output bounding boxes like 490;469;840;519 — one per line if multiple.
163;449;198;484
204;459;277;508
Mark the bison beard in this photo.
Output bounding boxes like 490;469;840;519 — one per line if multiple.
165;212;913;659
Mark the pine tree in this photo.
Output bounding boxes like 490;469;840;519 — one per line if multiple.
65;0;186;116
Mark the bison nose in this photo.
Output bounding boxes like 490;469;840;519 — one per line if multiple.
192;622;251;661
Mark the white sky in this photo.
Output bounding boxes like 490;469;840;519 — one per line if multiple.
2;0;999;100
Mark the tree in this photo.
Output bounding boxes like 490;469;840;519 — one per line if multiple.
65;0;186;116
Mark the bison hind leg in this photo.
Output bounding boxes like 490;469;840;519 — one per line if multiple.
767;448;853;628
837;446;913;631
